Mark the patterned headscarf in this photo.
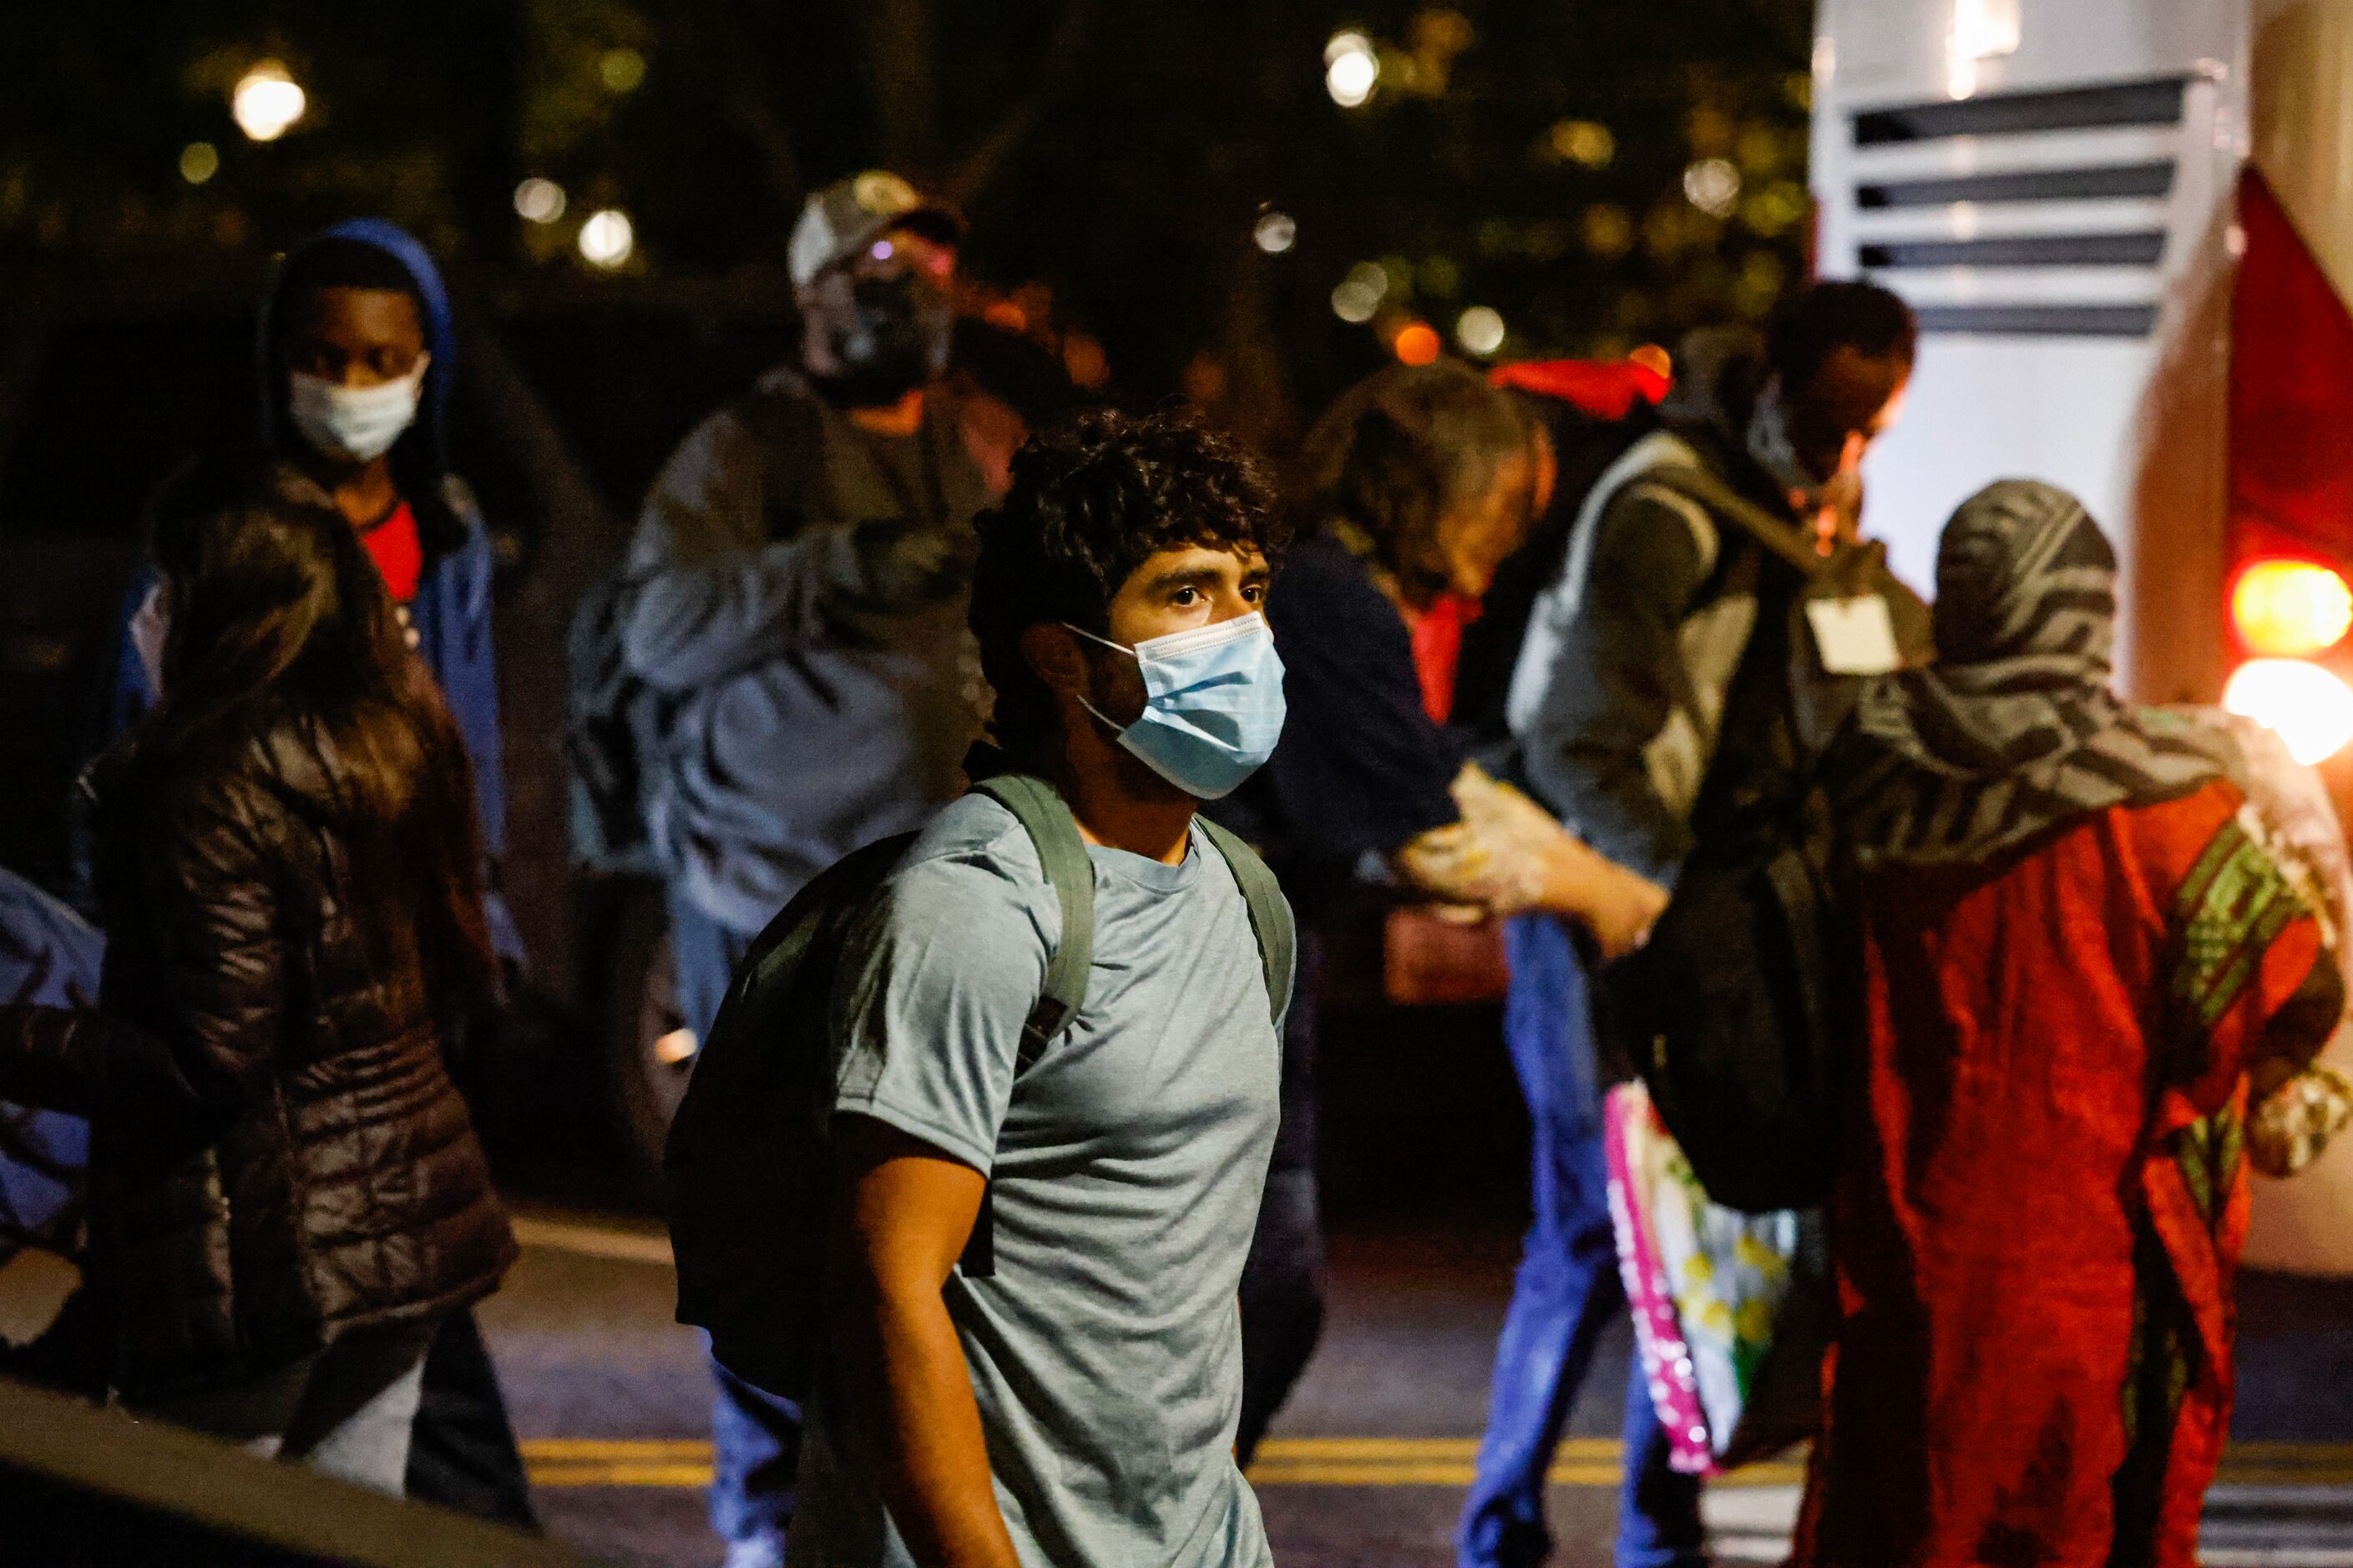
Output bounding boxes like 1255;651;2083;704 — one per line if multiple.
1833;479;2238;867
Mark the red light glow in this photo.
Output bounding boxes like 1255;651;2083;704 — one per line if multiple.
1393;321;1442;367
2231;559;2353;657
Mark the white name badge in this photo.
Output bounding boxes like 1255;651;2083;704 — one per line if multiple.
1805;594;1902;675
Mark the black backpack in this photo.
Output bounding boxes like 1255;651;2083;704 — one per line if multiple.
665;772;1295;1399
1610;827;1845;1214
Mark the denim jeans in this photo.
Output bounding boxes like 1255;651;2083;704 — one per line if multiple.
1458;915;1703;1568
710;1355;804;1550
672;885;804;1552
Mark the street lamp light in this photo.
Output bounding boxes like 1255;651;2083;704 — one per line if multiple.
1325;33;1378;108
231;61;306;143
1455;306;1505;357
1683;158;1742;219
514;178;568;225
579;208;635;269
1330;261;1389;324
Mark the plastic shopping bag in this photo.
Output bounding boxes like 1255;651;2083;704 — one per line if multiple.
1605;1080;1826;1474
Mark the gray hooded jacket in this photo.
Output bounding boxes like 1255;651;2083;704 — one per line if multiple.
1506;333;1811;884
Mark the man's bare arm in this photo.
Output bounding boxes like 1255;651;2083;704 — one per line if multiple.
827;1113;1022;1568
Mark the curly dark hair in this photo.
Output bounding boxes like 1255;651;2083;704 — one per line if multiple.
969;407;1288;763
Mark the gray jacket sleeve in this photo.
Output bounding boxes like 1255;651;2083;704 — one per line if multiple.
1515;489;1713;884
617;408;812;692
618;407;971;694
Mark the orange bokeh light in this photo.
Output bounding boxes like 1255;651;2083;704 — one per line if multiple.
2231;559;2353;657
1628;342;1672;380
1393;321;1442;367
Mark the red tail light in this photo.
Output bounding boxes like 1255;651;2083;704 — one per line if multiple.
2229;559;2353;657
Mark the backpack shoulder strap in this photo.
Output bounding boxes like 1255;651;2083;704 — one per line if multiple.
1197;817;1297;1026
1638;462;1824;579
970;773;1096;1068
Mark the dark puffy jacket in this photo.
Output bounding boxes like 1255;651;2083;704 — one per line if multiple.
2;720;514;1400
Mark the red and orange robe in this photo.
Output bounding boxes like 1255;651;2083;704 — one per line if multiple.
1794;781;2344;1568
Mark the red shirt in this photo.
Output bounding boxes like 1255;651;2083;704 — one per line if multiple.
1401;592;1483;725
361;501;424;604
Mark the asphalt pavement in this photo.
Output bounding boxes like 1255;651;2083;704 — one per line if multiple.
466;1209;2353;1568
8;1200;2353;1565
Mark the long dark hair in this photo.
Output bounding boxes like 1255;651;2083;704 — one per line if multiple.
116;498;496;1009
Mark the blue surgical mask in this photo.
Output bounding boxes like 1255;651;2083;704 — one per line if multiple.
1065;612;1288;800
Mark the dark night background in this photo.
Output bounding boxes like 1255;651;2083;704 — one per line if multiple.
13;13;2353;1568
0;0;1834;1238
0;0;1819;1102
0;0;1816;433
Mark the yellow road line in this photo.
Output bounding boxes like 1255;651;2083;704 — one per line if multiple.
516;1437;2353;1490
531;1462;717;1487
509;1214;675;1267
2227;1439;2353;1462
522;1438;711;1459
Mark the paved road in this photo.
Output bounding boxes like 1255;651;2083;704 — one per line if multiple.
8;1206;2352;1565
469;1212;2353;1568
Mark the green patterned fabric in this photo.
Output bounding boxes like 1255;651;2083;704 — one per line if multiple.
2170;816;2305;1038
2111;811;2308;1560
2174;1103;2244;1228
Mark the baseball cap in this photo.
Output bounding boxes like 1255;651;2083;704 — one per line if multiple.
787;170;964;288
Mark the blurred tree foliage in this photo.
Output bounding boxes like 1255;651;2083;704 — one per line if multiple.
0;0;1814;429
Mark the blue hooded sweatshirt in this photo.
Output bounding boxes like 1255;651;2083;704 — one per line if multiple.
93;219;518;961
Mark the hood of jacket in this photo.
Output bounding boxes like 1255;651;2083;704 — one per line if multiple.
1657;325;1787;510
256;219;458;487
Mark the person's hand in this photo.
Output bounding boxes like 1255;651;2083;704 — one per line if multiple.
1446;765;1668;950
1392;822;1505;908
1576;855;1670;961
1810;432;1866;554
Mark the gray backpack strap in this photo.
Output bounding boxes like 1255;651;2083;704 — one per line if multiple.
1638;463;1824;579
971;773;1096;1069
1197;817;1296;1026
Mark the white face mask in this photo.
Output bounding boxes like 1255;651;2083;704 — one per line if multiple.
286;354;428;464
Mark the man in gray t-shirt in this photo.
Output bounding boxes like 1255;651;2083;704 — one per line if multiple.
790;410;1294;1568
